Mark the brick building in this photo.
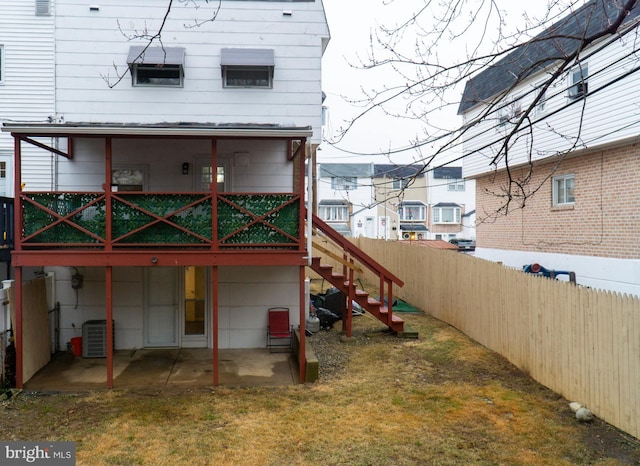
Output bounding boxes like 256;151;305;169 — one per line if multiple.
458;0;640;296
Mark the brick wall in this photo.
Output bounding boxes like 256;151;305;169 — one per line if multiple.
475;145;640;259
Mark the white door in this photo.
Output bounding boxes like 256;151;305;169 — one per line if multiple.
365;217;375;238
144;267;179;347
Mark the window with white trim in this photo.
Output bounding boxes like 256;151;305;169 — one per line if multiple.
433;206;461;224
331;177;357;190
392;178;409;190
319;205;349;222
552;174;575;206
398;202;426;221
568;64;588;100
447;179;465;191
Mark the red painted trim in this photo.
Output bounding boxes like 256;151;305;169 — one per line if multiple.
212;266;219;386
211;139;218;251
105;138;113;251
298;266;306;383
14;137;22;252
106;266;114;388
11;250;307;267
15;267;23;388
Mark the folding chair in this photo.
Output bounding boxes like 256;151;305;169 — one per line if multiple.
267;307;293;353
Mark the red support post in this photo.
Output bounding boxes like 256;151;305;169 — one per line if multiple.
298;266;306;383
106;266;114;388
212;266;219;386
105;138;113;251
14;266;23;388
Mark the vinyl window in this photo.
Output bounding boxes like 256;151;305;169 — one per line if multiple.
433;206;461;224
568;64;588;100
553;174;575;206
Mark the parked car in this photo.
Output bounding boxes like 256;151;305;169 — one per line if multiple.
449;238;476;251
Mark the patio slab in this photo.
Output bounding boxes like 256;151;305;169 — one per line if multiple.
23;348;298;391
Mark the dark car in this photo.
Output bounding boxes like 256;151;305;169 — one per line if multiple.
449;238;476;251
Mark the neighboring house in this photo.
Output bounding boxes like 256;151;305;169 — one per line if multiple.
427;166;475;241
458;0;640;296
316;163;430;240
317;163;375;237
373;164;427;241
2;0;342;388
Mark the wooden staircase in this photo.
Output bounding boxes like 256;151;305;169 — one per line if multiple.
309;257;405;333
308;214;406;336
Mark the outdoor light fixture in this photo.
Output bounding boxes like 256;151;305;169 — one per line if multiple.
182;162;189;175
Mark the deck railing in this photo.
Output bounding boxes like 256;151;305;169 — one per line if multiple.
20;191;301;249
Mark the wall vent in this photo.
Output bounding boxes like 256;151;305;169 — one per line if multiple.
82;320;114;358
36;0;51;16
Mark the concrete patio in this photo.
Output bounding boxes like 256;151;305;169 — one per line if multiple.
24;348;299;391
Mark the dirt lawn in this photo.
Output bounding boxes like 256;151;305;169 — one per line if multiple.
1;309;638;465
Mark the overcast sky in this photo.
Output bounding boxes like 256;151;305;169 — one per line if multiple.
320;0;555;167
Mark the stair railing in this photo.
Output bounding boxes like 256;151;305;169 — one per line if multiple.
310;214;404;328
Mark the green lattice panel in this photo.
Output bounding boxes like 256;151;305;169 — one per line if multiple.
217;195;299;244
23;194;106;243
112;194;212;244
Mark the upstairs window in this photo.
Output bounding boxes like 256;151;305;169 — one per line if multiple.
221;48;274;88
568;64;588;100
319;201;349;222
433;204;461;224
398;201;426;222
447;179;465;191
127;46;185;87
331;176;357;190
392;178;409;190
553;174;575;206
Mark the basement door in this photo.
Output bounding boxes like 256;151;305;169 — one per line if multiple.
144;267;179;347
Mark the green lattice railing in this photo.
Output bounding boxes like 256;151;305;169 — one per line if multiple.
21;192;300;248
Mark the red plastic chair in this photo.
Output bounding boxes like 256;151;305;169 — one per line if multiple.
267;307;292;352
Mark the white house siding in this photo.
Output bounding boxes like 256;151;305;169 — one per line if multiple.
462;27;640;179
0;0;56;192
47;265;300;351
56;138;294;192
53;1;329;144
475;248;640;298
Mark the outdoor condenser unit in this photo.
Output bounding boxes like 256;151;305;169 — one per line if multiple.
82;319;114;358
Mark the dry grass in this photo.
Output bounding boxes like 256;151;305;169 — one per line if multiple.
1;309;639;465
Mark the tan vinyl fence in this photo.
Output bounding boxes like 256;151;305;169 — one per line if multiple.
334;238;640;440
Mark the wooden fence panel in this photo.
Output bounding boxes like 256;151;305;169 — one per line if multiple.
343;238;640;439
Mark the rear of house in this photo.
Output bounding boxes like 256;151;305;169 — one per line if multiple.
3;0;331;387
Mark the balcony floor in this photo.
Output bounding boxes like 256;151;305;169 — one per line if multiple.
24;348;299;391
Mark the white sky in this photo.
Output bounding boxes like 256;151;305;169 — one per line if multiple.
320;0;558;166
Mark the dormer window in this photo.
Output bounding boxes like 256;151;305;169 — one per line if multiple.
221;48;274;88
568;63;588;99
127;46;185;87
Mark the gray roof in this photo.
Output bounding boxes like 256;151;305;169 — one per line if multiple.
433;166;462;179
374;164;425;179
127;46;185;65
319;163;426;179
319;163;372;178
434;202;461;208
458;0;640;114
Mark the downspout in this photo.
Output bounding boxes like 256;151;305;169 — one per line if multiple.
306;141;313;266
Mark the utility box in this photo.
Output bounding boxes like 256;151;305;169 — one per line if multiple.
82;320;114;358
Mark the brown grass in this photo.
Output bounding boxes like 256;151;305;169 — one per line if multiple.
1;310;638;465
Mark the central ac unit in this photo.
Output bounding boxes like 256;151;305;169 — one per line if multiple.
82;320;114;358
